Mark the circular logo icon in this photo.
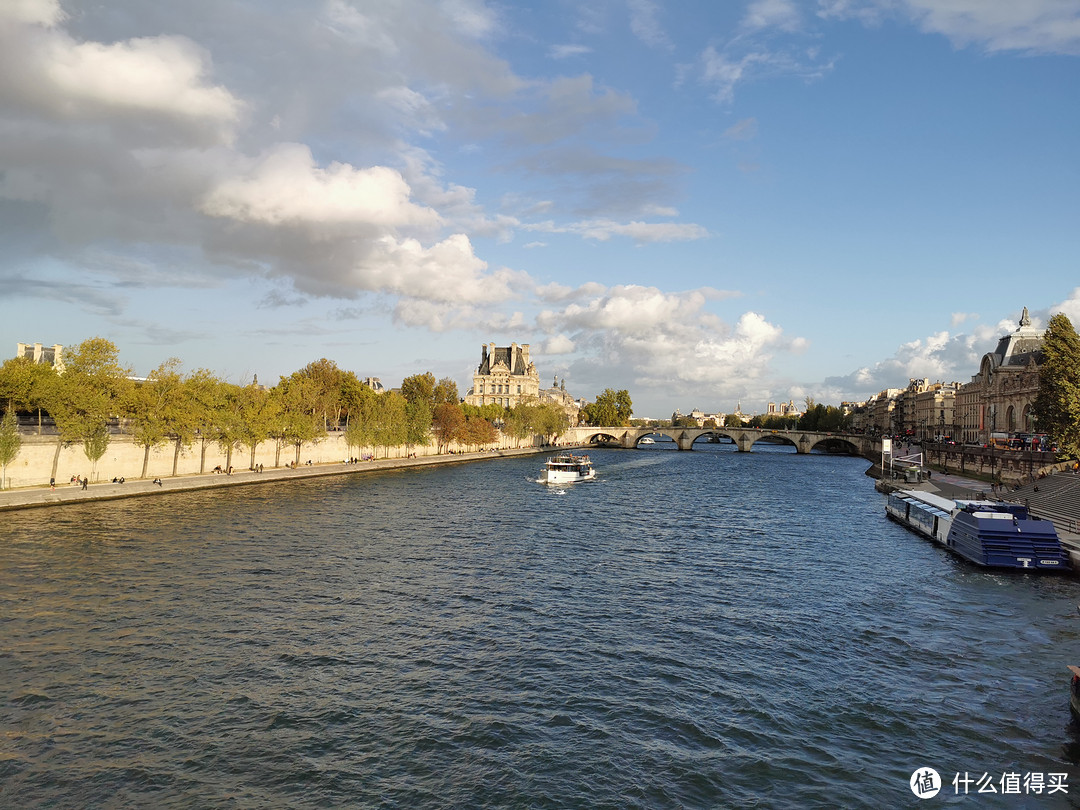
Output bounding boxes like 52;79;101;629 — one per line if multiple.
910;767;941;799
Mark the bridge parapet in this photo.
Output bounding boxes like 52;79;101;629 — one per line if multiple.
560;426;874;457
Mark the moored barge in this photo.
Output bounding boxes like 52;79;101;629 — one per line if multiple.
885;489;1070;571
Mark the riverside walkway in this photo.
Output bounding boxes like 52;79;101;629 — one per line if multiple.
0;446;554;513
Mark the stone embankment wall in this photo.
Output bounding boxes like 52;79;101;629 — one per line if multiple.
2;432;535;489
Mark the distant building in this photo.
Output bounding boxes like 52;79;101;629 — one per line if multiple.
361;377;385;393
538;378;583;424
671;408;726;427
766;400;802;418
16;342;64;372
955;307;1044;445
464;343;540;409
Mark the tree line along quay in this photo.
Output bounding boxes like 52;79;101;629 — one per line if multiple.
2;311;1079;491
0;338;599;491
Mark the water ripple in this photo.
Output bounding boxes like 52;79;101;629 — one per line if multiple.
2;447;1078;807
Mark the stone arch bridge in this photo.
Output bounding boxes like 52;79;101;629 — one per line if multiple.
559;426;876;456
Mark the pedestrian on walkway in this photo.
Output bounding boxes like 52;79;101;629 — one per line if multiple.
49;478;55;491
81;476;88;491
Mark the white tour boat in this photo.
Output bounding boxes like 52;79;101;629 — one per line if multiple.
541;452;596;484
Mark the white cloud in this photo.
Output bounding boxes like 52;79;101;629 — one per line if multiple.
950;311;978;327
627;0;672;49
1049;287;1080;324
541;334;576;354
0;18;242;145
0;0;64;26
200;144;442;229
820;0;1080;55
529;218;709;243
701;44;835;103
549;44;591;60
743;0;802;32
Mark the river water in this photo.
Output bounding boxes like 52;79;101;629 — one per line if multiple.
2;443;1079;808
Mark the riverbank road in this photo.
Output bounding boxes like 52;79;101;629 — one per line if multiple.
0;447;554;513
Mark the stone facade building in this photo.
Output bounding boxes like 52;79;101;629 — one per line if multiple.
464;343;540;409
16;342;64;372
955;308;1044;445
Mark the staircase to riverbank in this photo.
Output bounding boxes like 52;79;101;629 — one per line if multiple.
1003;470;1080;536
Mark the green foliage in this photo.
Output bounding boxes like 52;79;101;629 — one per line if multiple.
371;391;408;457
405;400;433;449
752;413;799;430
583;389;633;426
504;400;569;444
797;403;849;432
235;385;282;467
0;355;57;415
434;377;459;405
1033;312;1080;458
82;422;110;478
126;360;186;446
295;358;346;430
400;372;436;406
343;383;380;455
0;409;20;489
462;402;506;422
274;372;327;462
44;339;132;470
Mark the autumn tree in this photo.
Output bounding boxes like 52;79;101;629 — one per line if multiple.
460;415;498;450
1033;312;1080;458
432;402;466;453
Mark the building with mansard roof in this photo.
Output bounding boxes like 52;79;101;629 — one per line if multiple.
464;342;540;409
955;307;1045;444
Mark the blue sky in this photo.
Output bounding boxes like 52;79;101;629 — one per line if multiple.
1;0;1078;418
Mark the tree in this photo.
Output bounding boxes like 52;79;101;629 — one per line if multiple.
235;385;281;468
43;338;132;481
534;402;570;443
1033;312;1080;458
295;358;346;430
343;381;379;459
0;409;20;489
371;391;408;458
460;416;498;450
583;388;633;426
400;372;436;406
125;358;191;478
184;369;228;473
0;356;57;433
272;374;324;467
434;377;459;405
432;402;466;452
